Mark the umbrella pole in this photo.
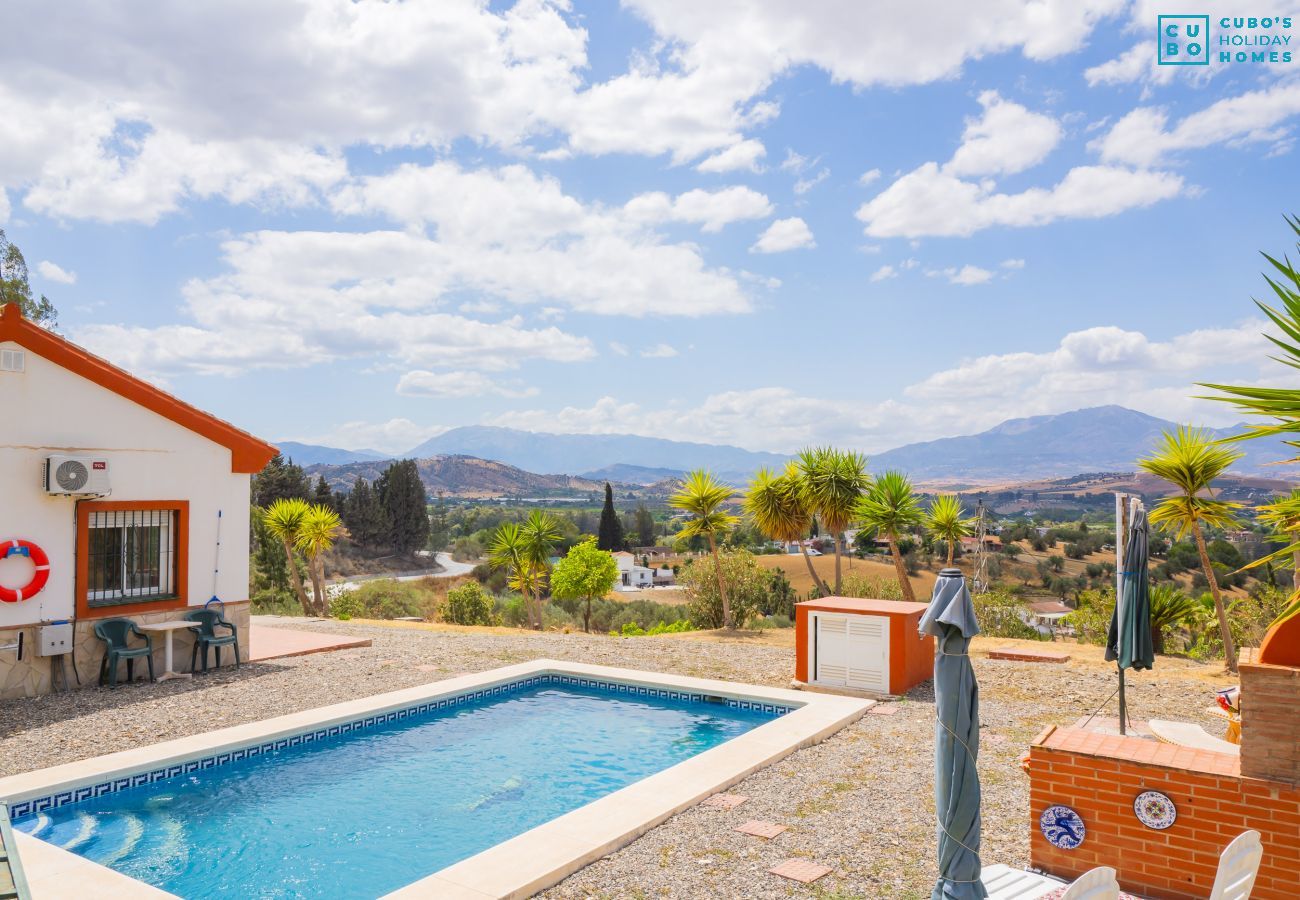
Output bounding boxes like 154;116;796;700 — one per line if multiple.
1115;494;1130;736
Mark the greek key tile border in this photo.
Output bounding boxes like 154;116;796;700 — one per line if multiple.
8;674;790;820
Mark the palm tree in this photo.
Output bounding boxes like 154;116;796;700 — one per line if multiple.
796;447;870;594
262;498;312;615
744;464;829;595
1138;427;1244;672
670;470;740;628
926;494;974;566
518;510;561;630
295;504;343;616
1148;583;1199;655
1257;489;1300;590
856;470;925;601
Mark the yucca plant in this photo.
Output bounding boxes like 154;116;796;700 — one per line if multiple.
1148;583;1200;655
262;498;313;616
796;447;870;594
670;470;740;628
1257;489;1300;590
518;510;561;630
295;504;343;616
926;494;975;566
856;470;925;602
744;464;828;595
1138;427;1244;672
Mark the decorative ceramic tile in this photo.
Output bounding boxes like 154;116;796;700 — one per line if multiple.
1133;790;1177;830
1039;805;1086;850
734;820;788;838
769;859;831;883
7;673;791;820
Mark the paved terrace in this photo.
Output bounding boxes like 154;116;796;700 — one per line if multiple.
0;621;1230;898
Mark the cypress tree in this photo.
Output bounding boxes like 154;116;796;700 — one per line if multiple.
343;478;388;548
597;482;625;551
252;454;311;507
378;460;430;553
313;475;335;510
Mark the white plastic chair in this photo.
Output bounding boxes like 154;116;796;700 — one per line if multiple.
1210;830;1263;900
1060;866;1119;900
981;865;1118;900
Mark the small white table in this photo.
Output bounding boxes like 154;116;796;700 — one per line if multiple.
137;620;195;682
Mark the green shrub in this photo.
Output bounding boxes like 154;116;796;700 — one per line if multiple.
440;582;498;626
496;593;530;628
329;579;427;620
839;573;904;601
973;590;1044;640
1063;589;1112;645
612;619;693;636
679;549;768;628
252;587;301;616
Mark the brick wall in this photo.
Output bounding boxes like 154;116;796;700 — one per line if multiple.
1028;726;1300;899
1240;662;1300;786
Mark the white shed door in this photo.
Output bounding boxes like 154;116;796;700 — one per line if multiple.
814;613;889;692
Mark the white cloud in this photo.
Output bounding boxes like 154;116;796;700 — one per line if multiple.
794;168;830;195
858;169;882;186
0;189;8;224
945;91;1062;177
856;88;1182;239
640;343;679;358
858;162;1183;239
1093;81;1300;167
330;161;752;317
1000;258;1026;269
609;341;630;356
869;264;897;282
936;265;995;286
696;139;766;173
624;185;772;232
36;260;77;284
396;370;539;399
73;228;603;379
750;217;815;253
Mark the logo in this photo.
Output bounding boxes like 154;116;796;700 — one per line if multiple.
92;461;107;470
1158;15;1210;65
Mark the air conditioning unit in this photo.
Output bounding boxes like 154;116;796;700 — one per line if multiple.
44;455;111;496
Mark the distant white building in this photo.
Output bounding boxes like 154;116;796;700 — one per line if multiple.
612;551;674;591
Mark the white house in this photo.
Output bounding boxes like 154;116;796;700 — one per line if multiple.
0;303;276;698
612;551;674;591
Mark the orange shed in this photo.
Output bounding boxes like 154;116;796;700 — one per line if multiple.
794;597;933;696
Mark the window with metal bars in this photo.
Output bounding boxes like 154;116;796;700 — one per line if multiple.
86;508;178;607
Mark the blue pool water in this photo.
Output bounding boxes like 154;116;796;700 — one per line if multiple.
14;680;779;898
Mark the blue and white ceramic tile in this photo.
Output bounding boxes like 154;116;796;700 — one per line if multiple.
1040;805;1086;850
1133;790;1177;830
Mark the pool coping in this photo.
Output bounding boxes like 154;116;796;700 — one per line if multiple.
0;659;872;899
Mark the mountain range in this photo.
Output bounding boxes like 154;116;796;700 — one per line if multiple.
282;406;1300;487
307;454;606;499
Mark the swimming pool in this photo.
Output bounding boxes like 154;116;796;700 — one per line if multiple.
0;660;871;898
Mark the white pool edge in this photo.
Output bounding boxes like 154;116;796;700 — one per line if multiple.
0;659;872;900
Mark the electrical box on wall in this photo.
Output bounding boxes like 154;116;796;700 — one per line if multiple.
37;622;73;656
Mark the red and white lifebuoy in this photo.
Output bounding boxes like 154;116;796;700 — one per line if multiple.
0;539;50;603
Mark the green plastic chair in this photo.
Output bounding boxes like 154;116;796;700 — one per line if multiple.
93;619;155;688
185;608;240;672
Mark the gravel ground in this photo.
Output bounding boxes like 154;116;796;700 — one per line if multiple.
0;621;1231;899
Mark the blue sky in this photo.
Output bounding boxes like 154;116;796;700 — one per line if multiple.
3;1;1299;456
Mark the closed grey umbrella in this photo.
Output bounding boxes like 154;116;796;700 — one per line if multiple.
1106;505;1154;732
920;568;987;900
